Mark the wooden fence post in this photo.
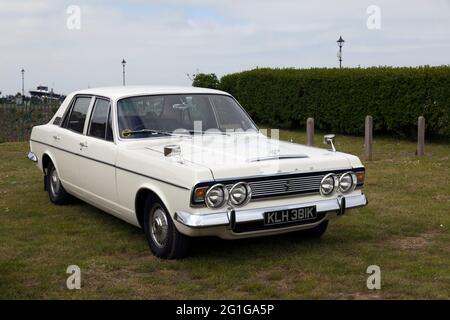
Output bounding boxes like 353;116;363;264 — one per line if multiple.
364;115;373;161
306;117;314;146
417;116;425;156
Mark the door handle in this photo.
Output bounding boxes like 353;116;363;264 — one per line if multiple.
52;135;61;141
79;141;88;148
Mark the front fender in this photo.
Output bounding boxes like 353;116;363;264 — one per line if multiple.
136;181;192;217
115;167;192;227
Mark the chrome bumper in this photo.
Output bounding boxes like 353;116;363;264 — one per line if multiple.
174;194;367;229
27;151;38;162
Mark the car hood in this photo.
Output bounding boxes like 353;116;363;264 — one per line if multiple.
140;133;361;180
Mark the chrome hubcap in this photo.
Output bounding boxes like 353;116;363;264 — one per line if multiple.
50;169;60;195
150;208;169;248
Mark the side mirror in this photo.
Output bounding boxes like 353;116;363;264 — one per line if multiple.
323;134;336;152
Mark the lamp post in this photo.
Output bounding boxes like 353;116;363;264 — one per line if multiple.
21;68;25;96
121;58;126;86
337;36;345;68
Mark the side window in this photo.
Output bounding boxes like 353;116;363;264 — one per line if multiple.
66;97;91;133
53;116;62;126
88;98;112;140
106;108;114;142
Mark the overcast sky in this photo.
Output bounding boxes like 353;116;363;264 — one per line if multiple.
1;0;449;95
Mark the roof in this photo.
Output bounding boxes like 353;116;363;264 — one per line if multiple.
72;86;230;100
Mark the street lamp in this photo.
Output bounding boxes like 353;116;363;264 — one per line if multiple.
121;58;126;86
337;36;345;68
21;68;25;96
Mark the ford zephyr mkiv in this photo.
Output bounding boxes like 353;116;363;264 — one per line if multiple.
28;86;367;259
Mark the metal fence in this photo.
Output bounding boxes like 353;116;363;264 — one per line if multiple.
0;103;60;142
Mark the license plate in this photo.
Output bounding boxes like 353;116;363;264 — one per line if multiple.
264;206;317;226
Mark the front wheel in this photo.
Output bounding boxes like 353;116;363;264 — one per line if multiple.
143;198;190;259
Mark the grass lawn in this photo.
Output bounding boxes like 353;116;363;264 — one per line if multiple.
0;131;449;299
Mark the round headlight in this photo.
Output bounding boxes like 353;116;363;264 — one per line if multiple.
338;172;355;193
320;173;336;196
229;182;252;206
205;184;228;209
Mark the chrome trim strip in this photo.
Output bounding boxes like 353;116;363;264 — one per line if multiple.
209;167;365;182
249;191;319;201
30;139;190;190
175;194;368;228
247;154;309;162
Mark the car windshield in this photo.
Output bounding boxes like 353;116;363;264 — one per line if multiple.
117;94;257;138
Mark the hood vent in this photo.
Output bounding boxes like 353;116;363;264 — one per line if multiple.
164;144;181;157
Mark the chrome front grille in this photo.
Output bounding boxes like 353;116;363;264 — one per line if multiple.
191;168;364;206
250;175;324;197
226;173;328;200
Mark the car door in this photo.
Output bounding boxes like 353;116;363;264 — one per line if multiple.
55;95;93;192
77;97;118;209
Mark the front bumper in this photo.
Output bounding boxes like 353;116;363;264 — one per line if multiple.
174;194;367;238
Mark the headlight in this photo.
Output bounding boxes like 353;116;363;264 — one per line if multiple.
338;172;356;193
205;184;228;209
229;182;252;206
320;173;336;196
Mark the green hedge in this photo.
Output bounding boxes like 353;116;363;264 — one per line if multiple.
220;67;450;139
0;104;58;142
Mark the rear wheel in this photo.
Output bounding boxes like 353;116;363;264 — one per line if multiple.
298;220;329;239
143;198;190;259
47;162;71;205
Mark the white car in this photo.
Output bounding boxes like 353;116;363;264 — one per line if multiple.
28;86;367;259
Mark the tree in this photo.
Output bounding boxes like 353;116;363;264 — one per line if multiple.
192;73;220;89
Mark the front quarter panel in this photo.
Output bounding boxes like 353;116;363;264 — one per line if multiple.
115;143;213;224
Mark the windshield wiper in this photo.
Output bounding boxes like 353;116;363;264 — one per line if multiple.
122;129;173;137
123;128;231;138
183;129;230;136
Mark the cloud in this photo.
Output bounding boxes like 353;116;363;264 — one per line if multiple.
0;0;449;95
